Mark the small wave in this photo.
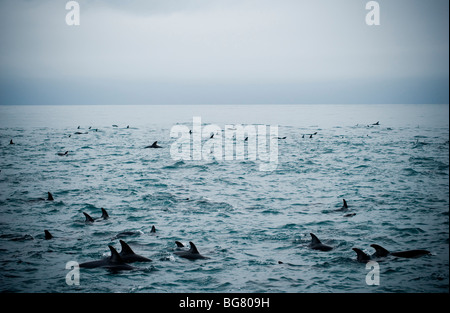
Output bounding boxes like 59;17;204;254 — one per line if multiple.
163;160;185;169
195;199;234;212
396;227;425;235
0;234;34;241
402;168;419;176
141;192;182;208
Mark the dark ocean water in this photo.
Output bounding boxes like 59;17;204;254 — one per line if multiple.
0;104;448;293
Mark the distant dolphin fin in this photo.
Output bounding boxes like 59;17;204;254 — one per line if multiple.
175;241;185;248
352;248;371;262
108;245;125;263
47;192;54;201
342;199;348;209
150;225;156;233
83;212;94;222
310;233;322;245
101;208;109;219
119;240;135;256
370;244;390;257
44;230;53;240
189;241;200;254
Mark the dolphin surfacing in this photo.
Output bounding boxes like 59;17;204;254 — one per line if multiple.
44;230;53;240
101;208;109;220
118;240;152;263
174;241;208;260
352;248;371;263
145;141;162;148
370;244;430;259
353;244;431;263
334;199;348;212
83;212;95;223
79;246;135;271
83;208;109;223
309;233;333;251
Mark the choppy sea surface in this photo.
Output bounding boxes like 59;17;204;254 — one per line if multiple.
0;104;448;293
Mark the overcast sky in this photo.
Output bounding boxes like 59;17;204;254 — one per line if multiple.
0;0;448;105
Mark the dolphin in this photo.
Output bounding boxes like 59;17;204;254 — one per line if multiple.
83;212;95;223
309;233;333;251
334;199;348;211
175;241;186;249
342;199;348;209
111;230;144;240
79;245;135;271
57;151;69;156
44;230;53;240
370;244;430;259
277;261;302;267
9;139;14;145
118;240;152;263
174;241;208;260
28;192;54;202
111;225;154;240
83;208;109;223
352;248;372;263
145;141;162;148
101;208;109;219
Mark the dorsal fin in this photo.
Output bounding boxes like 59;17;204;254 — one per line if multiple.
119;240;135;256
108;245;124;263
150;225;156;233
189;241;200;254
47;192;54;201
101;208;109;219
83;212;94;222
152;141;158;146
44;230;53;240
175;241;185;247
310;233;322;244
342;199;348;209
352;248;371;262
370;244;390;257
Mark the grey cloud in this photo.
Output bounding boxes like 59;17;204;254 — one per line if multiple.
0;0;448;104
